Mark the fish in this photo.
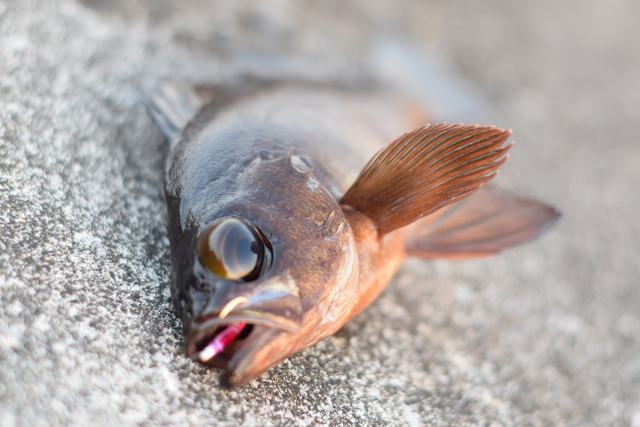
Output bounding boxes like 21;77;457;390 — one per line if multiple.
147;76;559;387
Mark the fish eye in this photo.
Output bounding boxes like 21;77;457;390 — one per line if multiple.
196;217;270;281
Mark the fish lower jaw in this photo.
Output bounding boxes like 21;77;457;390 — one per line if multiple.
185;319;282;387
185;307;301;386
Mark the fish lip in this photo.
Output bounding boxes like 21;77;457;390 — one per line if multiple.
221;325;281;387
185;317;284;388
184;310;297;361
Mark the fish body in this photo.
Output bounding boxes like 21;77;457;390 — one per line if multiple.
149;78;559;386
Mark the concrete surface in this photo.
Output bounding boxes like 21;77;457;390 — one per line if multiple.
1;0;639;425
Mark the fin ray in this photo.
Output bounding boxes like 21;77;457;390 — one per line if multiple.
406;185;560;258
341;124;511;235
146;82;217;144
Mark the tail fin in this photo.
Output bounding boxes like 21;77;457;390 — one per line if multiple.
406;185;560;259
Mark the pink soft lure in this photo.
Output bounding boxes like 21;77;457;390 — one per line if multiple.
197;323;247;363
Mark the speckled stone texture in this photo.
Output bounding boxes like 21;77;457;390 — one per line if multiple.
1;1;639;426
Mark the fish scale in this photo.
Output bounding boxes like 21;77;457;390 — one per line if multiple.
149;78;559;387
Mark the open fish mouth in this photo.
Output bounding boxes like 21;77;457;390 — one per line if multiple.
184;310;296;383
190;322;253;365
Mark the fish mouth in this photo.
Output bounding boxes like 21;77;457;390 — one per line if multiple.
185;310;294;385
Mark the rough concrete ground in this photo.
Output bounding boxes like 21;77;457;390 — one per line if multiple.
1;0;639;425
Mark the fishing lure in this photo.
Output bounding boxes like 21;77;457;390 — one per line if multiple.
148;78;559;387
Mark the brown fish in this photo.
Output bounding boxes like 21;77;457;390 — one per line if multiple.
148;77;559;387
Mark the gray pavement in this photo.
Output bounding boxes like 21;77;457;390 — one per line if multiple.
1;1;639;425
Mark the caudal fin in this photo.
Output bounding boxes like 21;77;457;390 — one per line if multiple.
406;185;560;259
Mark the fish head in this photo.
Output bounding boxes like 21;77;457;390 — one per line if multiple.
177;152;359;385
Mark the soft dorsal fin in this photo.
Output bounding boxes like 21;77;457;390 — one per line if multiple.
406;185;560;258
341;123;511;236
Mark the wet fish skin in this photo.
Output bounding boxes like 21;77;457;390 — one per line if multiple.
150;80;558;386
163;85;369;386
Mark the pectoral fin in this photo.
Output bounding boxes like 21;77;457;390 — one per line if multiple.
341;124;512;236
406;185;560;259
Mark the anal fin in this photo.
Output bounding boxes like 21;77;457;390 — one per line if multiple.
406;185;560;259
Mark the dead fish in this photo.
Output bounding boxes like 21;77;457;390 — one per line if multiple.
147;77;559;387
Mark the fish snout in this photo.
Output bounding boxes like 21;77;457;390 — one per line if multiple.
184;276;304;364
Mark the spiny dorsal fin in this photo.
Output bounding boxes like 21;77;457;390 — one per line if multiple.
341;123;512;236
146;82;219;144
